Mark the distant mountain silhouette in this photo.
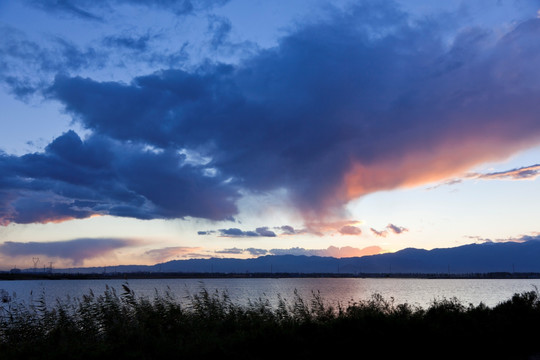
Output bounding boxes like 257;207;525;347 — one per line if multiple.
53;240;540;275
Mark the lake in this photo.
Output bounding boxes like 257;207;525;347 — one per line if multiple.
2;277;540;310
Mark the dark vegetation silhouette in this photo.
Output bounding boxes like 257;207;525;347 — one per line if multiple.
1;284;540;359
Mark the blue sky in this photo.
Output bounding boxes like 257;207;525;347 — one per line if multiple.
1;0;540;270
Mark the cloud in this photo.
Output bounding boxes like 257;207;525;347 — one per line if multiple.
276;225;311;236
215;247;244;254
0;238;136;265
426;163;540;190
518;234;540;242
102;33;154;52
255;227;277;237
218;228;258;237
204;14;257;59
25;0;231;19
478;164;540;181
269;245;383;258
425;178;464;191
465;235;493;243
200;222;363;238
304;220;363;236
339;225;362;236
278;225;299;235
210;245;382;258
0;130;240;225
4;2;540;225
0;29;104;73
387;224;407;234
371;224;408;237
215;227;277;237
245;248;268;256
207;15;232;49
467;232;540;244
0;26;185;99
0;27;107;98
46;3;540;222
370;228;387;238
145;246;204;262
25;0;104;21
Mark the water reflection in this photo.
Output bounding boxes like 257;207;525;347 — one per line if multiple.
1;277;540;310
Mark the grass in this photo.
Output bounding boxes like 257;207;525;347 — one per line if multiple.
1;283;540;359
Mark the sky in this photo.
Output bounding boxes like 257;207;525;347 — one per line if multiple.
1;0;540;270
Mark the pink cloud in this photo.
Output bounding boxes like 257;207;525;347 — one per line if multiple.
339;225;362;235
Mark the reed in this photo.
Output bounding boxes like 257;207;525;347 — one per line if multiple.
1;283;539;359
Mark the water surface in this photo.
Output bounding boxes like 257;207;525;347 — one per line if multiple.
1;277;539;309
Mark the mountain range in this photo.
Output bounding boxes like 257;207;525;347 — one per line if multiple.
53;240;540;275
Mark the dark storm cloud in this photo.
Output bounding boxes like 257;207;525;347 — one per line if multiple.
4;2;540;225
45;2;540;222
0;131;240;225
0;238;136;265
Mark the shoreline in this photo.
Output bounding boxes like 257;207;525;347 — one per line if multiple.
2;271;540;281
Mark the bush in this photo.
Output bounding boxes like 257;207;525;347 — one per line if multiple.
1;283;540;359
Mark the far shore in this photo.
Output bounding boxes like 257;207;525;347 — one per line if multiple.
2;271;540;281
